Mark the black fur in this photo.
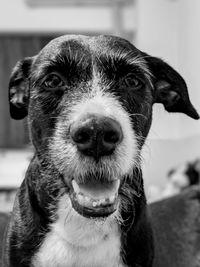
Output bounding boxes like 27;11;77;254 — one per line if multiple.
3;35;199;267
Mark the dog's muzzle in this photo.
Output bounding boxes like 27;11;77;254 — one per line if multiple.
69;114;123;218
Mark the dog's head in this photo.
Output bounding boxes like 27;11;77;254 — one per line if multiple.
8;35;199;218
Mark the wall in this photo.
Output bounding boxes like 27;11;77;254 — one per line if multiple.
136;0;200;139
142;136;200;189
136;0;180;139
178;0;200;136
136;0;200;192
0;0;136;33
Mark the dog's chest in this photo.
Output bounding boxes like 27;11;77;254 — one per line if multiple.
31;196;126;267
32;229;123;267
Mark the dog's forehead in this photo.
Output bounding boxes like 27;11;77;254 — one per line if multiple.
37;34;140;59
32;34;151;82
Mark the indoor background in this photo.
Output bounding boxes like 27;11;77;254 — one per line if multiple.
0;0;200;211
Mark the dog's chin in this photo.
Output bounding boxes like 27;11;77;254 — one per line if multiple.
69;179;120;218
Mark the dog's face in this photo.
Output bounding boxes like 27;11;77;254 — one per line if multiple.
8;35;199;219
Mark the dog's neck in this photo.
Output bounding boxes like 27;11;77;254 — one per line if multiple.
31;192;125;267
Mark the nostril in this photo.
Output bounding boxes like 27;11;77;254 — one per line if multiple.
71;127;92;145
73;129;91;144
104;130;121;144
103;119;123;148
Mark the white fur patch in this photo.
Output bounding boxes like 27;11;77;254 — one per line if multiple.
49;79;139;183
32;195;126;267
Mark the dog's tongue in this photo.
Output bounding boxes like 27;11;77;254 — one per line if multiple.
72;179;120;200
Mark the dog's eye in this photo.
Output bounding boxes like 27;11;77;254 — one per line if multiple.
43;74;64;89
122;74;143;90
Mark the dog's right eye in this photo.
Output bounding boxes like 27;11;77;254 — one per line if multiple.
43;74;65;89
122;74;143;90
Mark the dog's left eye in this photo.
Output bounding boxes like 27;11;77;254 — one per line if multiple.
43;74;65;89
122;74;143;90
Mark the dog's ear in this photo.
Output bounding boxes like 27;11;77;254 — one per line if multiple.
146;55;199;120
9;57;34;120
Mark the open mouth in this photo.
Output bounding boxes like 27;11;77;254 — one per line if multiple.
69;178;120;218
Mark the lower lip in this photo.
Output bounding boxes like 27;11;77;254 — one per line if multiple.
70;192;119;218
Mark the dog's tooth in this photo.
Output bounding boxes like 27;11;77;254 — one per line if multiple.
77;193;84;203
99;199;103;205
98;200;102;206
115;179;120;191
109;195;115;203
101;198;106;205
72;180;80;193
105;198;110;204
104;199;108;205
92;201;97;207
95;200;100;206
84;196;90;203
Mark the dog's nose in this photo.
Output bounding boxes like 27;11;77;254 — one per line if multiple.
70;115;123;161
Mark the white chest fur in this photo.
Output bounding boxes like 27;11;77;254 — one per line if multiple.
32;195;126;267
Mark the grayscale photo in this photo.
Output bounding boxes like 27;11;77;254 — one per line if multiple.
0;0;200;266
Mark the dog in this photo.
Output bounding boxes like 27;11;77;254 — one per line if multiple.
2;35;199;267
162;159;200;198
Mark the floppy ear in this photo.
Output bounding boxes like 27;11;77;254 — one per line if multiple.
9;57;34;120
146;55;199;120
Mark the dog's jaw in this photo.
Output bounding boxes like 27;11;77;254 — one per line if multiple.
69;178;120;218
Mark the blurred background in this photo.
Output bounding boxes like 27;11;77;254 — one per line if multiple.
0;0;200;211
